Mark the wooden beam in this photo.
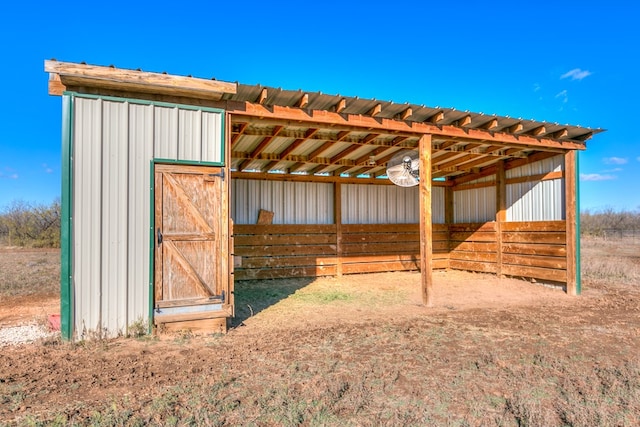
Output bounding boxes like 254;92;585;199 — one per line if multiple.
238;125;284;171
230;122;248;146
368;103;382;117
458;115;472;127
496;160;506;277
335;98;346;113
419;134;433;307
45;60;236;100
399;107;412;120
335;182;343;276
298;93;309;108
548;128;568;139
278;128;319;158
257;88;268;104
230;103;588;150
426;111;445;124
565;149;578;295
479;118;499;130
509;122;524;133
527;125;546;136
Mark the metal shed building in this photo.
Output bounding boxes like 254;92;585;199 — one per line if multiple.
45;60;602;339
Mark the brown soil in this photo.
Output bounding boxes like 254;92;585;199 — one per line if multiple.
1;250;640;425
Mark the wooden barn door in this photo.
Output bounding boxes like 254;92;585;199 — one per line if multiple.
153;164;231;327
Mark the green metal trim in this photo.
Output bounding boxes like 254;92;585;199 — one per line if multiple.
219;111;226;167
153;158;225;167
60;95;74;340
62;91;225;114
149;161;155;333
575;151;582;295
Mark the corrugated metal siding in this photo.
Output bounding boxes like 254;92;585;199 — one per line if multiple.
507;179;565;221
454;187;496;223
432;186;445;224
72;96;224;337
342;184;419;224
231;179;334;224
506;155;565;221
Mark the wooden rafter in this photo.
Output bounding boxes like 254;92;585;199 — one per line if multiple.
367;103;382;117
238;125;284;171
479;118;499;130
398;107;412;120
298;93;309;108
231;123;248;146
278;128;319;158
425;111;445;124
335;98;346;113
257;88;268;104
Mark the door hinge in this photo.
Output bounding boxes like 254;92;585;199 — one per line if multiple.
208;169;225;181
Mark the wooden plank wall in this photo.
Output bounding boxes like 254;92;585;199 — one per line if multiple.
449;223;498;273
501;221;567;283
234;223;450;280
233;224;337;280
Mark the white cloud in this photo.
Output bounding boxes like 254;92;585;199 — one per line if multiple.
601;168;623;173
42;163;53;174
561;68;592;81
603;157;628;165
555;90;568;103
0;171;18;179
580;173;616;181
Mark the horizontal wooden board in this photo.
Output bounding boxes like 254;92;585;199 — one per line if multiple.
502;254;567;270
235;265;337;280
341;232;419;244
341;254;420;264
502;243;566;257
450;231;498;243
450;259;497;273
449;251;498;263
342;260;420;274
501;221;566;232
341;224;419;233
342;241;419;255
235;244;337;257
432;258;449;269
502;232;566;244
501;264;567;283
449;222;497;232
234;233;336;246
234;224;337;235
450;241;499;252
432;231;450;241
154;305;232;325
160;317;227;334
237;255;338;269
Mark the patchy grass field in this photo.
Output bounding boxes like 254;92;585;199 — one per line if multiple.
1;238;639;426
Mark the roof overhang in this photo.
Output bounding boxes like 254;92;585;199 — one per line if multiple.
45;60;604;183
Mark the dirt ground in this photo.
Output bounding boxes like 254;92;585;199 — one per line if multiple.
1;244;640;425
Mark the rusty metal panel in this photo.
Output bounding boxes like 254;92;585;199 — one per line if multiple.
454;186;496;223
341;184;419;224
231;179;333;224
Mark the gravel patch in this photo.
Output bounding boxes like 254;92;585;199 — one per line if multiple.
0;323;57;346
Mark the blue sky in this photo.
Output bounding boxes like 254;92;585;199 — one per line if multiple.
0;0;638;211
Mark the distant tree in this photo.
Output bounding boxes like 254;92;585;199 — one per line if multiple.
0;199;61;247
581;207;640;237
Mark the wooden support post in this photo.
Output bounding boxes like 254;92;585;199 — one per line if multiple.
419;134;433;307
496;160;506;277
335;182;343;277
444;180;454;270
565;150;578;295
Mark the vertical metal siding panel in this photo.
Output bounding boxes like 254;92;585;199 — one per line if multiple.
454;187;495;223
101;100;129;335
201;111;222;163
73;97;103;336
178;109;202;161
127;103;153;327
153;106;178;159
431;186;444;224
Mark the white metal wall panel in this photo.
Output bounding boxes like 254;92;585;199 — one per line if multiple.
72;96;224;338
506;155;563;179
507;179;565;221
506;155;565;221
231;179;334;224
127;103;154;325
341;184;419;224
74;97;103;336
432;186;445;224
454;187;496;223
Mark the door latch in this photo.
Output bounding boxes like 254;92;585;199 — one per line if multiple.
157;228;163;246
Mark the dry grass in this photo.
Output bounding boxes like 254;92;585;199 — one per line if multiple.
581;237;640;285
0;247;59;297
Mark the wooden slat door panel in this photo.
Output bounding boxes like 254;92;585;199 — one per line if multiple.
154;164;228;323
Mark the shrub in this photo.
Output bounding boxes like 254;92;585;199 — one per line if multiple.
0;199;61;247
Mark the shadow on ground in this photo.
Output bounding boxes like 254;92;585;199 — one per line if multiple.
231;277;314;327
